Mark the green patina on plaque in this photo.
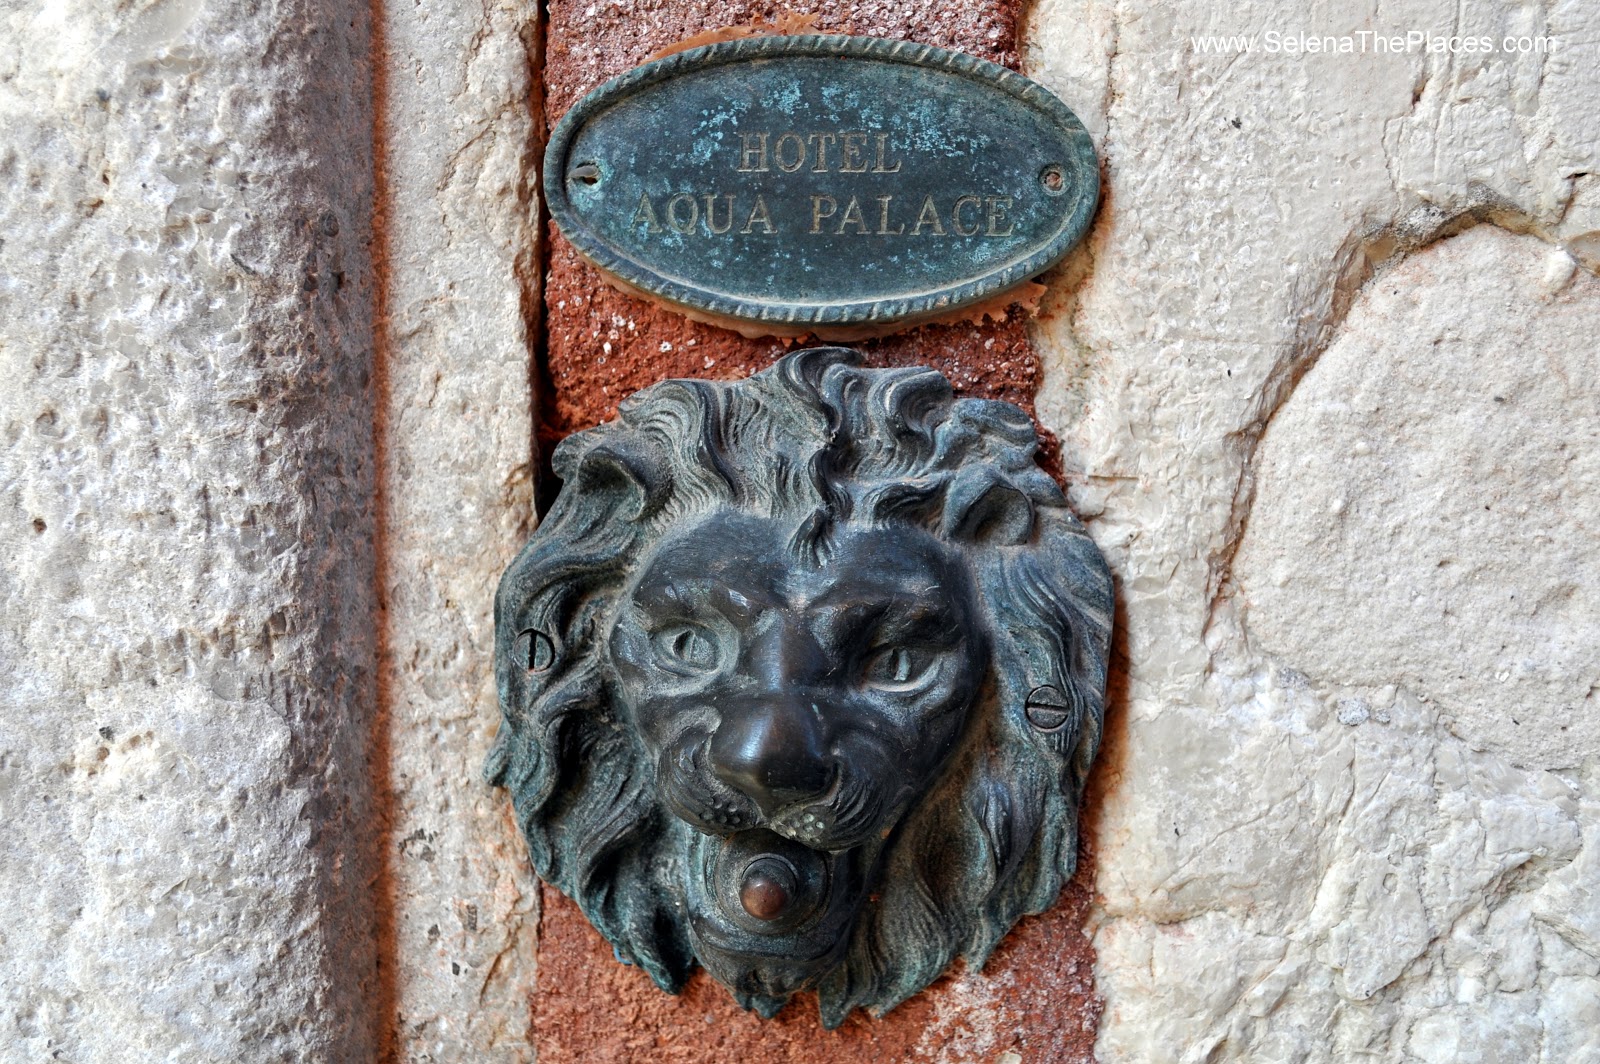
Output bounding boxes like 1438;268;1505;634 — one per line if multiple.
546;35;1100;339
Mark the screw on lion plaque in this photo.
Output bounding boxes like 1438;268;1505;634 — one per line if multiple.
546;35;1100;339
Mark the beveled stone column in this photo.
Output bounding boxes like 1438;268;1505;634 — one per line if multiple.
0;2;385;1058
373;0;540;1058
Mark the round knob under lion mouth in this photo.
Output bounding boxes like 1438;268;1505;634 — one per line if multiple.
739;855;799;921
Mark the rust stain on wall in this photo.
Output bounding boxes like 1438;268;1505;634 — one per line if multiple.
535;2;1102;1059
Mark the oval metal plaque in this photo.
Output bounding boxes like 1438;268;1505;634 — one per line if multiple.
546;35;1099;339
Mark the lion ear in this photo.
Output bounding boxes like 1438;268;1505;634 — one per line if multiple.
941;478;1034;545
570;438;671;523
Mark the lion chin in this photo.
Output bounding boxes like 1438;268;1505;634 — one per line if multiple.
489;348;1113;1026
683;829;875;1011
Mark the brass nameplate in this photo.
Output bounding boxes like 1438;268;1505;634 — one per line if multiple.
546;35;1099;339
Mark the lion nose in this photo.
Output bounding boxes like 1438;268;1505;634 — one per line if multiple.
710;704;832;815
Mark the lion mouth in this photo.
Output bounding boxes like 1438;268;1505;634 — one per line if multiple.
684;828;875;997
658;728;897;851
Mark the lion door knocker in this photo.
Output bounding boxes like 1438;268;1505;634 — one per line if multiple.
489;348;1112;1026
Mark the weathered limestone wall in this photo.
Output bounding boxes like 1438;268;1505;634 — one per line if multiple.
1023;1;1600;1059
374;0;541;1058
1;0;548;1055
0;0;385;1059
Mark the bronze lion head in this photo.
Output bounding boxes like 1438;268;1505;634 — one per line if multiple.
489;348;1111;1026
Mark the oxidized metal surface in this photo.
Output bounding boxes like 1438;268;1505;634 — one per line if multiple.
545;35;1099;339
488;348;1113;1025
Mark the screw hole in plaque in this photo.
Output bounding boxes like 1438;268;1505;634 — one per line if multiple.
1040;164;1066;195
569;162;601;185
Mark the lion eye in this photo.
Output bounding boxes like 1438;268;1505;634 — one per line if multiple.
862;645;937;691
653;623;719;673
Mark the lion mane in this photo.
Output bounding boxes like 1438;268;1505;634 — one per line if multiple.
488;347;1112;1026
